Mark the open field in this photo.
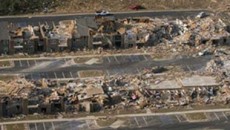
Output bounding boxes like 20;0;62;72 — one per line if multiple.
55;0;227;14
1;0;229;15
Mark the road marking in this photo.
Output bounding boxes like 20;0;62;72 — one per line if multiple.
85;120;90;129
1;125;4;130
106;70;110;76
35;123;38;130
51;122;55;130
37;73;41;80
34;60;37;65
114;56;120;64
107;57;111;63
142;117;148;126
94;120;97;126
24;124;29;130
54;72;57;79
134;117;140;127
62;72;65;78
45;73;49;79
19;60;23;67
186;65;192;72
176;115;182;122
143;55;148;61
27;60;30;66
137;68;141;73
222;112;228;120
21;74;25;79
214;112;220;120
30;74;34;80
204;113;210;120
43;122;46;130
70;72;73;78
64;58;67;63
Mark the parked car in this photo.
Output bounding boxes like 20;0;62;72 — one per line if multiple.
196;12;209;19
95;10;110;16
129;5;145;10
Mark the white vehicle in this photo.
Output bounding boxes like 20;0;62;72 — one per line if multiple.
196;12;209;19
95;10;110;16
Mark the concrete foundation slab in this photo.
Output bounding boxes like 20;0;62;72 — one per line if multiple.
150;80;181;90
180;75;219;87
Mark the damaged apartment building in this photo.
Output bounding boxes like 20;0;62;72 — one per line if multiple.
0;72;229;117
73;16;125;50
0;14;230;55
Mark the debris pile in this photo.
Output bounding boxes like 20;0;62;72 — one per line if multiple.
0;68;228;117
174;17;230;46
1;13;230;118
121;15;230;49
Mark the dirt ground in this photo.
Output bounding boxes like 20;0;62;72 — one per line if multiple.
186;113;207;121
52;0;229;14
78;70;104;78
5;124;25;130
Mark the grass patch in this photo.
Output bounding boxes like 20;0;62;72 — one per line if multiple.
96;117;117;127
186;113;207;121
74;57;102;64
78;70;104;78
24;115;56;120
0;55;40;60
0;61;11;67
5;124;25;130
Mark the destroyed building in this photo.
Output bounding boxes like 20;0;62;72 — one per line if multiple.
0;14;230;55
8;23;41;54
40;20;75;52
2;13;230;117
0;70;229;118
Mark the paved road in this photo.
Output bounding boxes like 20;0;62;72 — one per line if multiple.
1;108;230;130
0;10;208;25
0;55;211;80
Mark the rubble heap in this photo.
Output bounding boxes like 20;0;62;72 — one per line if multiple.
174;17;230;46
0;67;229;118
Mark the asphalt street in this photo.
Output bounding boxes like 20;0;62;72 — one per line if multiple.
0;10;208;25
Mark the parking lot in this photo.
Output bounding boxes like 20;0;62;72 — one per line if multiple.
127;115;184;128
0;54;153;80
27;120;97;130
0;54;212;80
126;111;230;128
24;71;77;80
13;58;72;68
1;111;230;130
11;55;151;69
